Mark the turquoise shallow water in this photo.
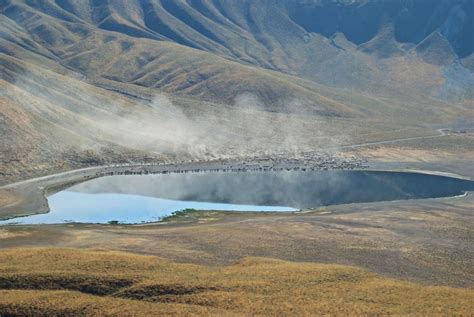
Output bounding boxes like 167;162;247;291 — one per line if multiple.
0;191;297;225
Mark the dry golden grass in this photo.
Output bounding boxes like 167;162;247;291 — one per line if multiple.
0;248;472;316
0;290;220;316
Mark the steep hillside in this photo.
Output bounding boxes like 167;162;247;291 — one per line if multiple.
2;0;473;103
0;1;370;116
2;0;472;98
0;0;473;182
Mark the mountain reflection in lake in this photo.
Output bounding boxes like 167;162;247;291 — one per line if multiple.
1;171;472;225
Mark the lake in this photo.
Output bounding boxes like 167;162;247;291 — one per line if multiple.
1;170;472;225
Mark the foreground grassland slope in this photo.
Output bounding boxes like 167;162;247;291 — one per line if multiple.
0;248;473;316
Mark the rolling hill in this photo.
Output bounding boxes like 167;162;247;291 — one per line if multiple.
0;248;473;315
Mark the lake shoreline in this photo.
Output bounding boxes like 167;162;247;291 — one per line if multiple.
1;163;472;223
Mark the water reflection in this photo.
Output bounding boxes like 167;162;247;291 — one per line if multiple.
1;171;472;225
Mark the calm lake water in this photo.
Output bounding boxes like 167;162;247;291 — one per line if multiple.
1;170;472;225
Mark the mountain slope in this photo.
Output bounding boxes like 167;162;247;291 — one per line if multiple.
3;0;471;95
2;0;473;103
0;0;473;183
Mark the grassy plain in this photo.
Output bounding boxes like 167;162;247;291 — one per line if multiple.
0;248;473;316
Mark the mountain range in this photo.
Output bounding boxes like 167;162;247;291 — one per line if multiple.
1;0;473;182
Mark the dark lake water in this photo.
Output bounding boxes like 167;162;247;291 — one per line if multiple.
1;170;472;225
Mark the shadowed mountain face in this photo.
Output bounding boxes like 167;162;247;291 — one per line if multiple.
0;0;473;182
30;0;474;58
289;0;473;57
